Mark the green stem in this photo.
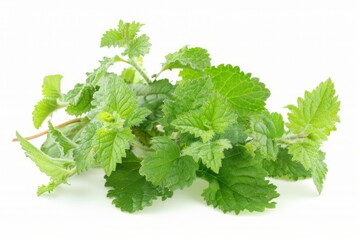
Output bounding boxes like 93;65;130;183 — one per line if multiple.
127;58;152;84
276;133;308;145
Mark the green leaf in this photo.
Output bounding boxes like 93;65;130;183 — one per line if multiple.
105;152;169;212
199;146;279;214
126;107;151;127
33;75;64;129
288;141;327;193
172;111;215;143
206;64;270;117
48;122;77;154
33;100;61;129
74;121;102;173
287;79;340;142
248;112;285;160
17;132;73;181
220;123;248;145
92;75;138;120
123;34;151;58
121;67;141;84
162;78;213;129
182;139;232;173
172;92;237;142
41;120;87;158
263;148;311;180
17;132;75;195
201;92;238;133
100;29;123;48
95;127;134;176
100;20;150;57
65;84;96;116
162;46;211;72
41;75;62;98
132;79;175;113
86;56;120;85
37;180;63;196
139;136;198;190
179;68;210;81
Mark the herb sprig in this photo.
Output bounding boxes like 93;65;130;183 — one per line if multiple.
15;20;340;214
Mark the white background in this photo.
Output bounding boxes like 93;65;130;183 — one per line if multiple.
0;0;359;239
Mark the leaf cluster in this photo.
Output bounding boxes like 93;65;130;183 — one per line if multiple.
17;20;340;214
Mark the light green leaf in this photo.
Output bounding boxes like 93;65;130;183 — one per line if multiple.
74;121;102;173
172;92;237;142
287;79;340;142
100;20;150;57
42;74;62;98
17;132;73;181
139;136;198;190
37;180;63;196
65;83;96;116
201;92;238;133
95;127;134;176
126;107;151;127
162;78;213;128
33;75;64;129
248;112;285;160
199;146;279;214
206;64;270;116
124;34;151;58
162;46;211;71
121;67;141;84
33;99;61;129
182;139;232;173
48;122;77;154
172;111;215;143
289;141;327;193
105;152;170;213
132;79;174;113
100;29;123;48
86;56;120;85
92;75;138;120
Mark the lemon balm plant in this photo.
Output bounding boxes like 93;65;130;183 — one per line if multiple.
15;20;340;214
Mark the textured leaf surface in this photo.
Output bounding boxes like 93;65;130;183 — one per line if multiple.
33;75;63;129
289;141;327;193
263;148;311;180
92;75;137;120
162;78;213;128
74;121;102;173
182;139;232;173
48;122;77;154
172;92;237;142
17;132;73;181
95;127;134;176
126;107;151;127
200;147;279;214
287;79;340;141
105;152;166;212
132;79;174;116
162;46;211;71
206;65;270;116
248;112;284;160
65;83;96;116
139;137;198;190
86;56;120;85
101;20;150;57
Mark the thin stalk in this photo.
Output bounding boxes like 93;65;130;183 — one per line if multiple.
12;118;82;142
127;58;152;84
276;133;308;145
